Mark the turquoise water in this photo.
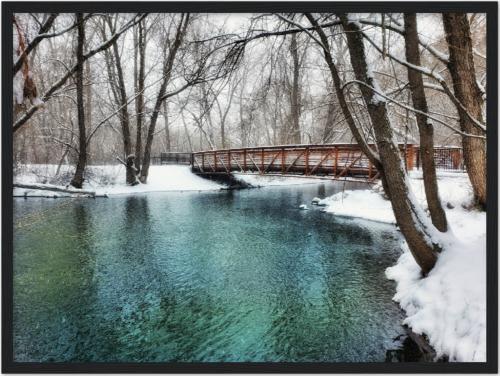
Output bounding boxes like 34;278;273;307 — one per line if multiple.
13;182;405;362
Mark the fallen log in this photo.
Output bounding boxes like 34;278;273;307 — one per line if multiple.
13;183;96;197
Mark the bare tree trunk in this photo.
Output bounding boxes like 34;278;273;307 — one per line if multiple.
215;85;236;149
290;33;301;144
442;13;487;208
163;101;171;152
305;15;382;168
85;58;92;164
340;14;439;274
140;14;189;183
305;13;399;209
106;17;136;185
404;13;448;232
135;19;146;170
322;95;336;143
239;93;247;148
180;109;193;152
200;84;216;147
70;13;87;189
55;144;71;177
220;118;226;149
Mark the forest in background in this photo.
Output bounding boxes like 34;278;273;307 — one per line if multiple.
13;14;485;159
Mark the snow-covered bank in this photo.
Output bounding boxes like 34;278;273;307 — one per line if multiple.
318;189;395;224
234;172;325;187
319;171;486;362
318;171;475;225
93;165;224;195
14;165;224;196
14;164;345;197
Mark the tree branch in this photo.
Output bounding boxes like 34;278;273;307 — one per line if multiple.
342;80;485;139
361;30;486;134
13;13;147;133
13;13;59;74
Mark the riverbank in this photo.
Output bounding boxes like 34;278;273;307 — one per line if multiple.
13;164;224;197
318;171;486;362
13;164;338;197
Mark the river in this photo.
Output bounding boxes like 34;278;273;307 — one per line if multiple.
13;181;406;362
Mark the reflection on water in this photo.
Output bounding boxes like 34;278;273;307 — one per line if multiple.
13;181;405;362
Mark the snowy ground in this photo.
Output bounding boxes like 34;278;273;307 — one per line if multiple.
318;171;486;362
234;172;329;187
13;164;339;197
14;164;223;196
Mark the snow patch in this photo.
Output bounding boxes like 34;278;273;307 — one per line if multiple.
14;164;224;196
386;231;486;362
233;173;322;187
319;189;395;224
319;172;486;362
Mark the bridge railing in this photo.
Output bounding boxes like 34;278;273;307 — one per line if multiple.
152;144;464;178
415;146;464;172
191;143;418;180
151;152;192;165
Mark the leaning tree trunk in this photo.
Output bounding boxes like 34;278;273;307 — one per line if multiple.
340;14;439;274
442;13;487;208
305;15;380;163
140;14;189;183
404;13;448;232
70;13;87;189
305;13;391;199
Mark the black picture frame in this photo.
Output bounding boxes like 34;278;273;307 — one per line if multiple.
2;2;498;373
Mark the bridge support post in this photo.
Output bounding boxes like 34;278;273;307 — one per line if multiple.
281;148;285;174
305;147;310;175
334;147;338;176
260;148;264;174
406;144;414;171
243;149;247;171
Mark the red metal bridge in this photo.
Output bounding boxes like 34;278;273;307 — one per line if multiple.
190;144;464;181
154;144;464;181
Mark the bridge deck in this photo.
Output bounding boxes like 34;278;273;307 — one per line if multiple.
189;144;464;180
